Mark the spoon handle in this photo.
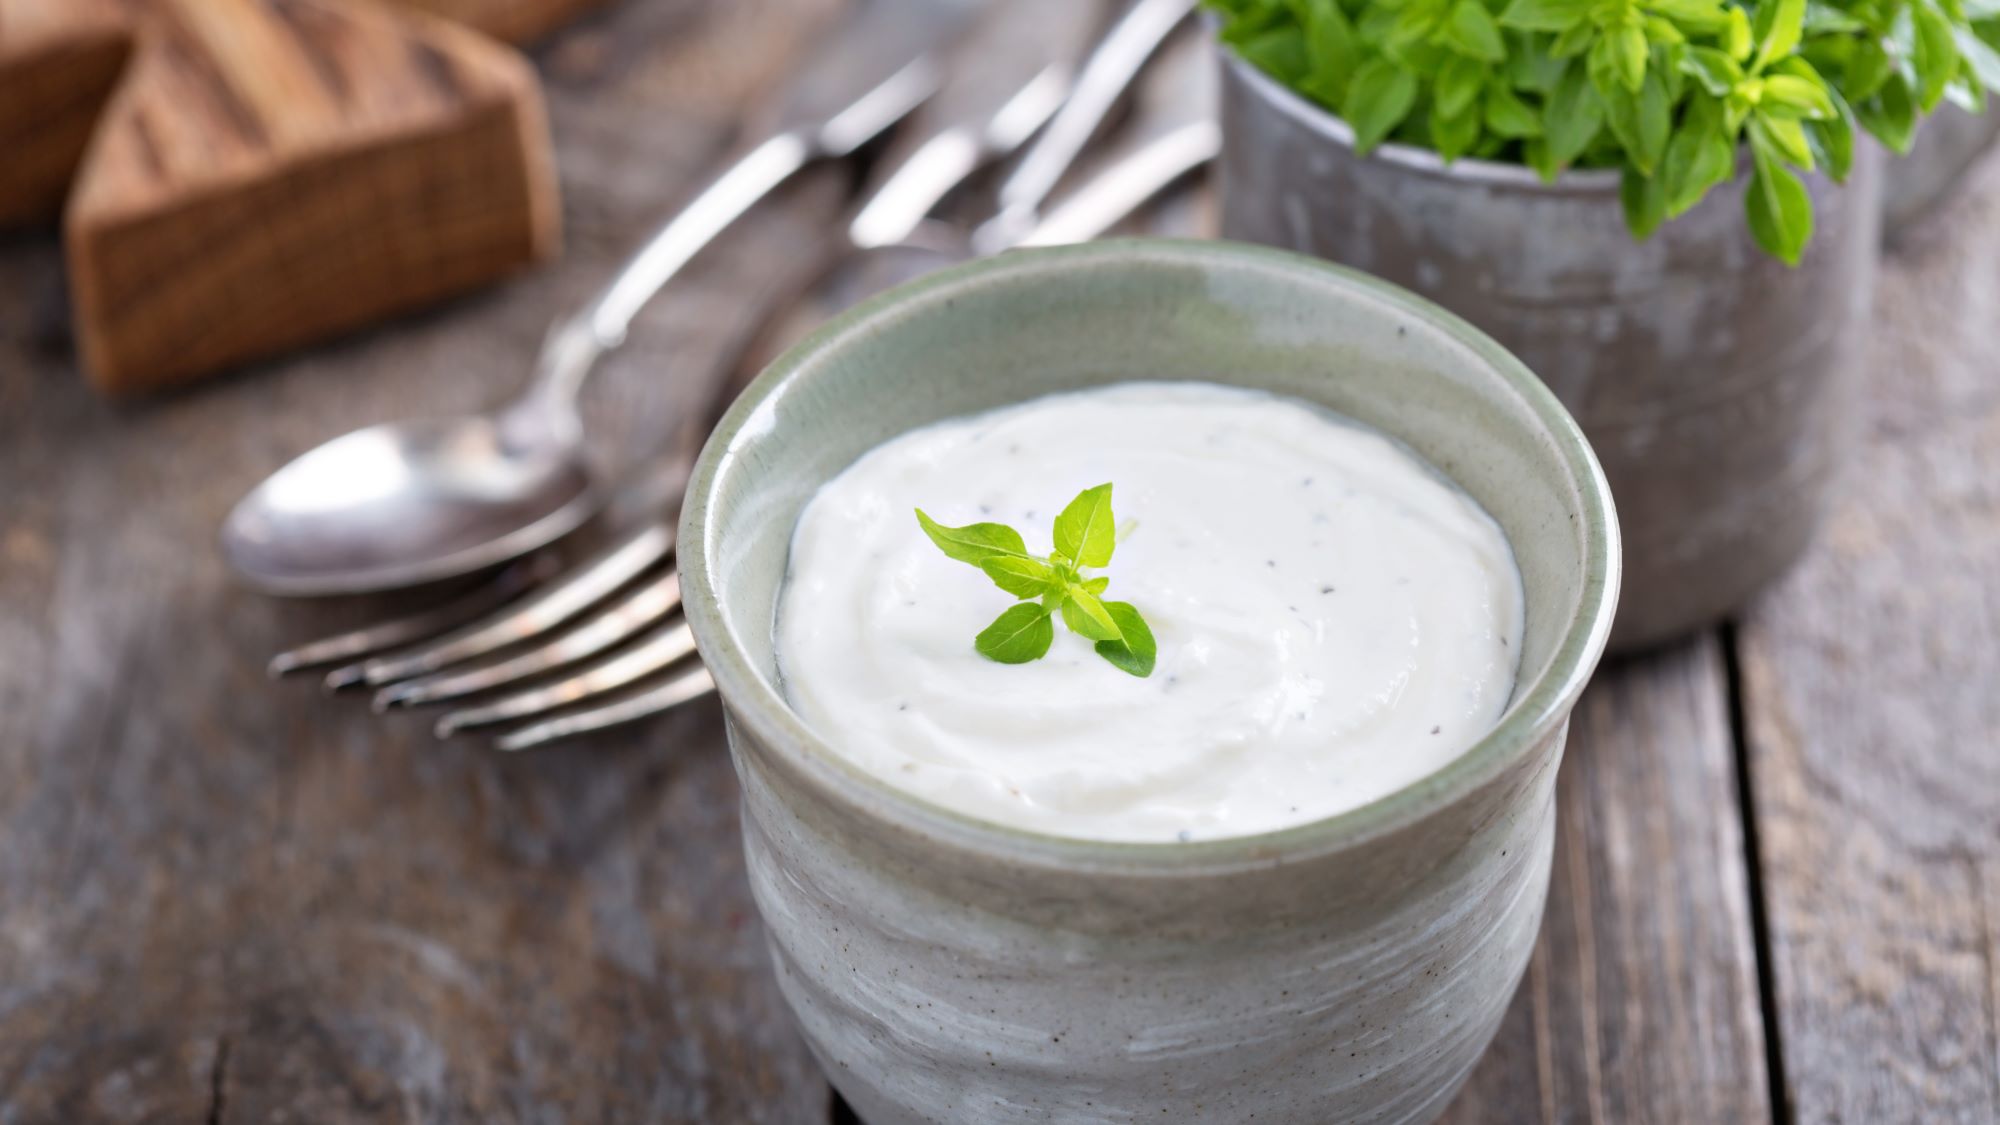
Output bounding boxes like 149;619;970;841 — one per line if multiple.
521;54;944;419
517;133;813;423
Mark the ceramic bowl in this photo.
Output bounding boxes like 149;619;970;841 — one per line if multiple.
679;239;1620;1124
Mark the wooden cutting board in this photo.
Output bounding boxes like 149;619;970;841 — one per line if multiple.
0;0;134;228
0;0;586;394
391;0;611;46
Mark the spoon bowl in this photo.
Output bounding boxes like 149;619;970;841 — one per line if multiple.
221;416;595;596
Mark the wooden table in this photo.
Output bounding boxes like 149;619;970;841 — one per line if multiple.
3;1;1995;1120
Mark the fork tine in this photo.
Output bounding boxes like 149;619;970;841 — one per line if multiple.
372;571;684;710
492;666;717;752
270;555;559;679
327;523;675;691
433;620;699;737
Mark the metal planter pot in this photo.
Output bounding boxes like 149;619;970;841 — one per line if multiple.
1218;50;1881;651
1882;104;2000;239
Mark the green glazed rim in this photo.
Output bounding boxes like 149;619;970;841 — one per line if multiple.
679;239;1620;875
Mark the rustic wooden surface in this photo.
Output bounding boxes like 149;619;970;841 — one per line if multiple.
1;0;844;1117
1735;153;2000;1124
1438;637;1773;1125
2;0;1996;1120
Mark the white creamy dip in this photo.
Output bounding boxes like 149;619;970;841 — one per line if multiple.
775;382;1525;842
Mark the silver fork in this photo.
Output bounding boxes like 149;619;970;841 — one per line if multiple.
270;38;1218;752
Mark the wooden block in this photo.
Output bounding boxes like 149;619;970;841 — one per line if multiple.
0;0;136;227
64;0;561;395
383;0;612;45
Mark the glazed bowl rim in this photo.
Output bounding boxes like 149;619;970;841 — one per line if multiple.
679;238;1620;874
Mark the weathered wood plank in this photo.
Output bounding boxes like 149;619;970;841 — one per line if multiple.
1736;151;2000;1123
0;0;848;1119
1440;637;1773;1125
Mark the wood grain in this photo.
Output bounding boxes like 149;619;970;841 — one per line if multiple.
1440;638;1773;1125
1736;151;2000;1123
0;0;133;227
65;0;561;395
386;0;612;45
0;0;848;1119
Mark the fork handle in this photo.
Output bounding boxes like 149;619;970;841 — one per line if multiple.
974;0;1196;252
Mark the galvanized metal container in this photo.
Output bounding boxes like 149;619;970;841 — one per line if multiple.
1882;104;2000;239
1218;50;1881;651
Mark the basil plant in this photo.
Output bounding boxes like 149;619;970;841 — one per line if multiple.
1210;0;2000;263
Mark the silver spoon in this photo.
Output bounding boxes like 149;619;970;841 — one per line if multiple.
219;0;975;596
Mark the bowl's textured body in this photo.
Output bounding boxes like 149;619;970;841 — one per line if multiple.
738;711;1562;1124
1218;51;1878;651
680;241;1619;1123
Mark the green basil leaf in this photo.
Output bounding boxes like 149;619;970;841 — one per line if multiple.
1500;0;1593;31
1445;0;1508;60
1913;3;1963;111
1052;483;1117;568
1845;37;1894;101
1804;88;1856;180
1358;3;1404;45
1762;73;1838;118
1485;82;1546;135
1437;53;1488;118
974;603;1055;664
1946;63;1989;111
1856;73;1918;151
1751;113;1817;169
1233;27;1313;83
1510;33;1571;90
1660;99;1736;215
1727;6;1754;60
1753;0;1806;70
1059;586;1125;642
1546;60;1605;162
980;556;1060;599
916;510;1032;567
1658;40;1688;102
1083;576;1110;595
1615;23;1650;90
1647;0;1731;33
1745;140;1814;265
1524;135;1563;179
1550;19;1596;56
1346;59;1421;151
1680;45;1744;94
1432;99;1485;158
1093;602;1158;678
1602;67;1671;172
1803;1;1866;33
1387;3;1441;49
1644;14;1687;43
1301;0;1363;85
1620;166;1668;238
